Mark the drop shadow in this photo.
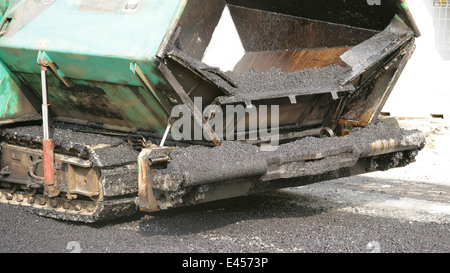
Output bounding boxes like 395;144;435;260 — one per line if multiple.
67;172;449;234
134;172;450;236
136;187;344;237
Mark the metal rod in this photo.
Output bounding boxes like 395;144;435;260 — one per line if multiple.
41;65;50;140
131;63;172;118
160;123;172;147
40;65;55;186
159;63;222;146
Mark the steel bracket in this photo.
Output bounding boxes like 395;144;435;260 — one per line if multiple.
37;51;73;88
130;62;173;118
159;62;222;146
138;145;179;212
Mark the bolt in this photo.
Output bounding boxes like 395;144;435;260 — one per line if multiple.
74;203;82;211
16;194;24;203
6;193;13;200
50;199;58;208
28;196;35;204
86;204;96;213
62;202;70;210
38;196;46;206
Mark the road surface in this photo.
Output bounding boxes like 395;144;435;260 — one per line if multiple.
0;119;449;253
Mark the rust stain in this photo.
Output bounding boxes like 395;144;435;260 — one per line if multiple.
339;119;369;127
42;139;55;186
234;47;351;73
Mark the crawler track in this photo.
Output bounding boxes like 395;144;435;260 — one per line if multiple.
0;125;140;223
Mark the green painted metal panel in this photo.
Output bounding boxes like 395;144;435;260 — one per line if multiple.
0;0;187;133
16;61;169;133
0;0;11;20
0;62;21;118
0;59;37;120
0;0;185;83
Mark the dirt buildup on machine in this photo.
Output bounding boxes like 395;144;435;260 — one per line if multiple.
222;65;351;101
154;122;425;191
169;47;352;103
0;125;137;166
161;141;267;187
276;122;419;158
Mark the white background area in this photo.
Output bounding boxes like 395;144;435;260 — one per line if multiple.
383;0;450;118
198;1;449;118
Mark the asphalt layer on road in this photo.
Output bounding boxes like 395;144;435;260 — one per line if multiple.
0;119;449;253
